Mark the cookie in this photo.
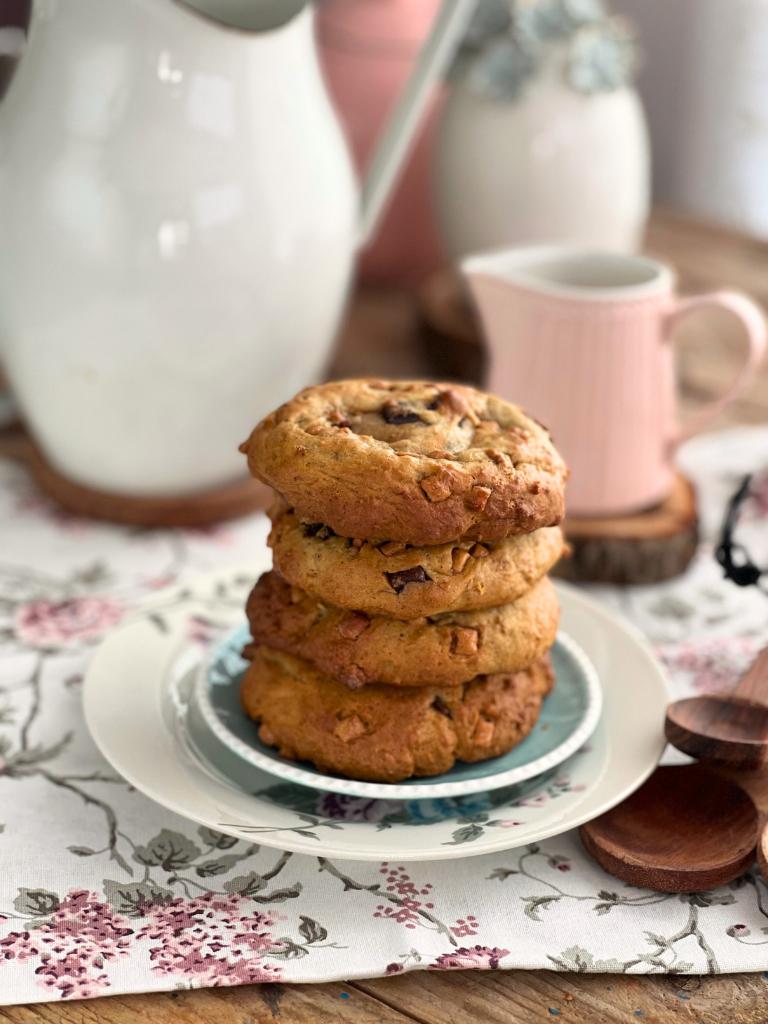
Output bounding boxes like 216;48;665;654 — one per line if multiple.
239;379;567;545
244;571;559;688
269;501;565;619
241;645;555;782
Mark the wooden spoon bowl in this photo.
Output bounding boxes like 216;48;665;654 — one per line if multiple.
665;647;768;769
666;695;768;768
580;764;758;892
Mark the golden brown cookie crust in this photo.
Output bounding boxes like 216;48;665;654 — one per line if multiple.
244;571;559;689
241;646;555;782
240;379;567;545
269;502;565;620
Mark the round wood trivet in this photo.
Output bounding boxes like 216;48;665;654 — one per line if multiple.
0;426;269;528
554;474;699;585
580;764;757;893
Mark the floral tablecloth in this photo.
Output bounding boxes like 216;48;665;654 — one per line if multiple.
1;427;768;1004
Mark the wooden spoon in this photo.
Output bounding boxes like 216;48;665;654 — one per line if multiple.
665;646;768;768
580;764;758;892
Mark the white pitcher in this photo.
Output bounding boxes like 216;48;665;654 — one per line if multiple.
0;0;472;495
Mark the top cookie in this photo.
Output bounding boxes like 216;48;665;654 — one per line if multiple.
240;379;567;545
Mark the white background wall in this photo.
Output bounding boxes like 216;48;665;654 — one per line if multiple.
614;0;768;239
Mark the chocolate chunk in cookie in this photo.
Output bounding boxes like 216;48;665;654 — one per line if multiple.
384;565;432;594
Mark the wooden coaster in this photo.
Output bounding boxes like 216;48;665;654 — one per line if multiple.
0;426;269;528
580;764;757;893
554;473;699;585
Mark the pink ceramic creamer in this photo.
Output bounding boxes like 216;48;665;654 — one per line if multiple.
463;247;766;516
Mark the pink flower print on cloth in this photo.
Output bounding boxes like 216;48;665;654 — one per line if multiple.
431;945;510;970
14;598;123;649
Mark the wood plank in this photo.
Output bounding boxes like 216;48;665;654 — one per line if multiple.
646;208;768;305
5;970;768;1024
0;981;414;1024
356;969;768;1024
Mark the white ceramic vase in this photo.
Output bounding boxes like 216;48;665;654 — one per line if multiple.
436;51;650;259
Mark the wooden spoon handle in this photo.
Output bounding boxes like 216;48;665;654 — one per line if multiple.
734;646;768;705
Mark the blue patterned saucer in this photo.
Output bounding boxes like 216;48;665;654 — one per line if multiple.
191;623;602;800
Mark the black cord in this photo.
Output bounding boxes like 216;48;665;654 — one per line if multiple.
715;473;768;593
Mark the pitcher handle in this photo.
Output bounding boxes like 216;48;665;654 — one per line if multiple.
358;0;476;247
666;290;767;446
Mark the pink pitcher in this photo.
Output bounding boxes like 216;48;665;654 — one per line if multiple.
463;247;766;517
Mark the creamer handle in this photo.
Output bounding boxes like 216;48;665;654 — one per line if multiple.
665;291;766;446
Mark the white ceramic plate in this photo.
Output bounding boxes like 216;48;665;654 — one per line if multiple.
195;624;603;800
83;567;669;862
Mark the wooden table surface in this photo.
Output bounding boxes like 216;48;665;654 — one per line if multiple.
4;209;768;1024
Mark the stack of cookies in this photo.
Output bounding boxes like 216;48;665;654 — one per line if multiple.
238;380;568;783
